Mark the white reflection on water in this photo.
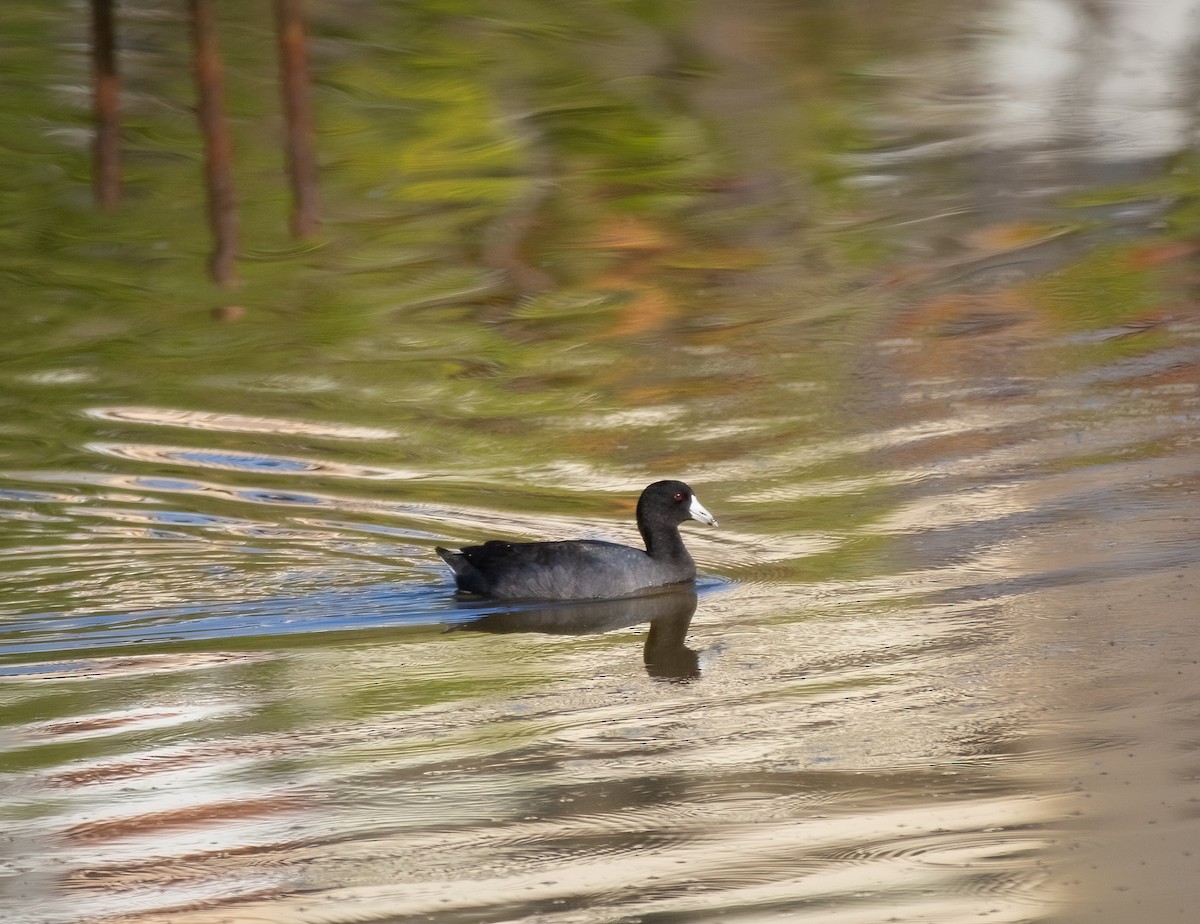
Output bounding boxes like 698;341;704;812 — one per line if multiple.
3;591;1068;923
104;798;1055;924
85;407;398;441
983;0;1200;157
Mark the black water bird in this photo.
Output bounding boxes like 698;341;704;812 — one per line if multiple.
436;480;717;601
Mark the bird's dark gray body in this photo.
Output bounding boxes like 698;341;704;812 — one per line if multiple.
436;480;716;602
438;538;695;601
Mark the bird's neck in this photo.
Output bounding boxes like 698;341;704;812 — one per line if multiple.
642;524;689;561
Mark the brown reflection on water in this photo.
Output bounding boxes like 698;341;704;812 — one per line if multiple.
62;795;304;848
1002;474;1200;922
855;224;1200;920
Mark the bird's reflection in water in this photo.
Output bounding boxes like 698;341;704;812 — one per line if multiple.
452;588;701;681
641;594;700;681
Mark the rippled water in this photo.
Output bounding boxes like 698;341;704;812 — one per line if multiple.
4;2;1200;922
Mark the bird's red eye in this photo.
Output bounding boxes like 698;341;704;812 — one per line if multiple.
673;491;685;503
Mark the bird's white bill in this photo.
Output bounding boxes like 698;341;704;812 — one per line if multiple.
689;494;718;527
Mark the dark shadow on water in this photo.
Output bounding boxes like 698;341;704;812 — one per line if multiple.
452;587;701;681
0;578;722;678
0;578;460;666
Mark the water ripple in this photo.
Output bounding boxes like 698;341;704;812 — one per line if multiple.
85;407;397;441
85;442;422;480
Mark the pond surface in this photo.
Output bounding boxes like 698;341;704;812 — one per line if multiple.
3;2;1200;922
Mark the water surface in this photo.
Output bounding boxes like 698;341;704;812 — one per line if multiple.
3;2;1200;922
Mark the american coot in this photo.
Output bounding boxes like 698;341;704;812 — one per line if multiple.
437;480;717;601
